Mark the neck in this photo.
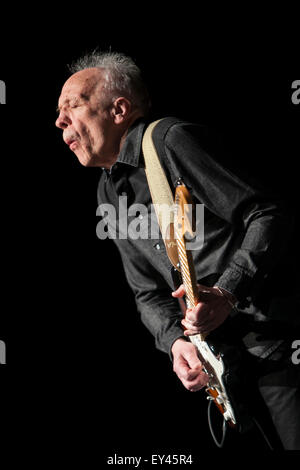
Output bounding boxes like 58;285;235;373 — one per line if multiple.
101;111;144;169
120;110;144;147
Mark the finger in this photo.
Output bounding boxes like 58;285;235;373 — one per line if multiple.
182;345;202;368
185;303;209;323
181;319;204;333
182;317;211;335
183;328;205;336
174;354;192;379
177;361;205;382
174;344;202;374
181;371;209;392
184;317;218;336
172;284;186;298
175;356;201;381
184;365;204;382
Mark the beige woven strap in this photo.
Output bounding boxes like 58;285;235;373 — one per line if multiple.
142;120;179;269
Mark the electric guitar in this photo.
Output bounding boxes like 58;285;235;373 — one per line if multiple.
173;181;252;434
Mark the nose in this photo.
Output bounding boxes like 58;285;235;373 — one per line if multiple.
55;109;72;129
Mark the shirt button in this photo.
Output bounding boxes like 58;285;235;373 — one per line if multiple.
155;243;161;250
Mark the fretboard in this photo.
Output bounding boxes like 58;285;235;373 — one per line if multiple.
176;235;198;308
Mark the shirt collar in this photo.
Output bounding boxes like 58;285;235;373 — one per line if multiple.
116;117;147;168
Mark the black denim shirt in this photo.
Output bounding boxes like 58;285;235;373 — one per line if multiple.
97;118;294;357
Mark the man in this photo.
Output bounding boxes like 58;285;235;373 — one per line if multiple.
55;51;299;449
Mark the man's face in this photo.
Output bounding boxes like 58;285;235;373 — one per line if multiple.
56;68;116;167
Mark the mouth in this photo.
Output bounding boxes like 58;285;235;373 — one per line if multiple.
69;140;78;151
65;138;79;151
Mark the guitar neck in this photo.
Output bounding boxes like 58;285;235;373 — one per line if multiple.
176;236;199;308
175;183;206;342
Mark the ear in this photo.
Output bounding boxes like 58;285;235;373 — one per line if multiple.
111;97;132;124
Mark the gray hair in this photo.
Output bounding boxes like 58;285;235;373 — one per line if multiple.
69;51;150;115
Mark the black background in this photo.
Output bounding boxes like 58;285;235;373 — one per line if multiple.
0;12;299;465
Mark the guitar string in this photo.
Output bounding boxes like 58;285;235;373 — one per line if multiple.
176;231;197;308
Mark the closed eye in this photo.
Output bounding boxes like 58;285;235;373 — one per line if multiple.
71;102;84;109
56;98;85;114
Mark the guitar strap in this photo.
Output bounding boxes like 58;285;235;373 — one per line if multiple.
142;118;181;270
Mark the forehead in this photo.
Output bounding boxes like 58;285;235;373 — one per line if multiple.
58;68;104;107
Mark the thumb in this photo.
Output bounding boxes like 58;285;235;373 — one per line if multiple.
172;284;186;298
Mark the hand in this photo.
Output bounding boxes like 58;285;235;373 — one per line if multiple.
171;338;209;392
172;284;236;336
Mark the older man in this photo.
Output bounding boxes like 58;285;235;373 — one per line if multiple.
56;52;299;449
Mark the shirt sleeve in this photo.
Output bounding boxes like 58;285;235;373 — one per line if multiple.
164;122;294;302
113;238;186;358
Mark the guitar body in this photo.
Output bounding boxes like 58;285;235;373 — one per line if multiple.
191;332;253;433
190;334;235;424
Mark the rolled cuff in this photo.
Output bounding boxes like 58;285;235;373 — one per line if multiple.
215;267;253;302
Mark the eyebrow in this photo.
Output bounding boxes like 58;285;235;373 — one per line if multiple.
56;93;89;114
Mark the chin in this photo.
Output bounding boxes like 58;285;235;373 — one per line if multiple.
75;147;107;168
75;150;95;167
